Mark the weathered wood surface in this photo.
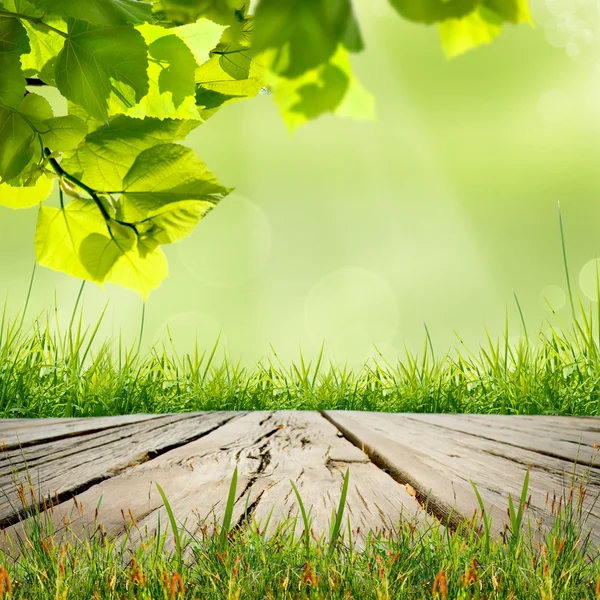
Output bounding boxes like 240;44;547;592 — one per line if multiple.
0;411;598;565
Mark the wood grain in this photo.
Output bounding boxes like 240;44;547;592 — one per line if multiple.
322;411;600;550
0;412;240;528
0;411;434;565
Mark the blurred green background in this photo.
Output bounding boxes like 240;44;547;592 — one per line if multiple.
2;0;600;368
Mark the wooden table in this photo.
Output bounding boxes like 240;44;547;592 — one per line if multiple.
0;411;598;563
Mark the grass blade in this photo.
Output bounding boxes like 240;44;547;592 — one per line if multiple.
155;482;183;571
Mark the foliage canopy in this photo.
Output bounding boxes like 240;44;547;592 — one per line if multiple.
0;0;532;299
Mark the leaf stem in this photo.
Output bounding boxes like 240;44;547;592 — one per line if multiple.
44;148;112;220
44;148;140;236
0;11;68;38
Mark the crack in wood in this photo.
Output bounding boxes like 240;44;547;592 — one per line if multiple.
231;489;265;534
235;442;273;504
258;413;274;427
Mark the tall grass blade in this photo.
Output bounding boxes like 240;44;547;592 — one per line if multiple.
155;482;183;571
558;201;576;320
220;466;238;548
328;467;350;558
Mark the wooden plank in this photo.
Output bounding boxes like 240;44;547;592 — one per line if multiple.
407;413;600;466
0;412;239;528
0;411;436;565
322;411;600;551
0;414;167;449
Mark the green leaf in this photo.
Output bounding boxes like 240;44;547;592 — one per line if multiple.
1;0;43;18
0;93;69;183
109;21;223;120
331;50;375;122
214;45;252;80
0;173;54;208
214;17;254;80
27;0;152;26
0;15;30;106
158;0;247;26
42;115;87;151
35;199;168;299
19;90;53;124
0;104;37;182
67;100;106;134
151;35;197;109
388;0;478;24
267;45;374;132
194;51;265;119
61;115;201;191
79;221;168;300
483;0;533;24
55;20;149;122
439;6;503;57
19;19;66;85
252;0;361;78
172;19;226;66
35;198;109;283
0;15;30;55
119;143;231;221
439;1;532;57
136;199;215;244
0;55;27;107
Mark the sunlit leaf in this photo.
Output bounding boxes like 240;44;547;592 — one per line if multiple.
27;0;152;26
267;45;374;132
110;20;223;120
0;15;30;106
119;143;231;221
0;104;37;182
483;0;533;24
158;0;247;26
0;55;27;107
19;19;66;85
61;115;201;191
252;0;361;78
154;35;197;108
194;51;266;119
42;115;87;151
55;20;149;122
173;18;226;65
35;199;168;299
136;199;214;244
389;0;477;24
0;173;54;208
439;7;502;57
0;14;30;55
79;221;168;300
35;198;110;283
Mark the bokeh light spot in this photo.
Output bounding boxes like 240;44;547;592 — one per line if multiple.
540;284;567;310
178;194;272;288
579;257;600;302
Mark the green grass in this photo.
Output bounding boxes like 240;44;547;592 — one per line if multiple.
2;202;600;418
2;284;600;417
1;453;599;599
